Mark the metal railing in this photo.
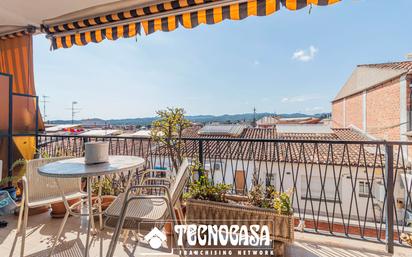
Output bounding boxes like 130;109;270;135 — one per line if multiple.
35;134;412;252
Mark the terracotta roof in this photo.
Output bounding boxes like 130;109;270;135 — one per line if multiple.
182;126;370;142
358;61;412;71
154;126;384;167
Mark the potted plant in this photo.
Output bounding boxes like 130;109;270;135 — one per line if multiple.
50;198;81;218
91;177;116;211
184;164;294;257
0;159;27;200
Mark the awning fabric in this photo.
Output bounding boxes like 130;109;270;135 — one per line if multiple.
43;0;340;50
0;34;44;173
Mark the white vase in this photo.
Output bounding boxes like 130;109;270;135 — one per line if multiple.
85;142;109;164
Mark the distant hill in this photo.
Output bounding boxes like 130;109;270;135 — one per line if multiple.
49;112;330;126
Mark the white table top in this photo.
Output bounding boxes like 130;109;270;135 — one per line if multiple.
38;155;145;178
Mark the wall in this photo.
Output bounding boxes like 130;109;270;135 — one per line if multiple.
366;79;401;140
332;78;404;141
344;92;364;130
332;99;344;128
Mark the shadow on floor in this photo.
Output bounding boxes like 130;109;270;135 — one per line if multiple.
287;241;391;257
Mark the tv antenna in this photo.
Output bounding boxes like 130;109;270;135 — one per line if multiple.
66;101;81;124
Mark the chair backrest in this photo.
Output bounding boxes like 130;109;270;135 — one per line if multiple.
170;158;190;206
26;157;81;203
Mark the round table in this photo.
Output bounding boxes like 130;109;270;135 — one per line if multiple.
38;155;145;257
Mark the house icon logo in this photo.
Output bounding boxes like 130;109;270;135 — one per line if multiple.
144;227;167;249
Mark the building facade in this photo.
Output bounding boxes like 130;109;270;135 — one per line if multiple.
332;61;412;141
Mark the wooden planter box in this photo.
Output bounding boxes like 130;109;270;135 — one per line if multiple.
185;199;294;257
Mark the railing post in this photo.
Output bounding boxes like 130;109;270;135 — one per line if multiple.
198;140;204;178
385;143;394;254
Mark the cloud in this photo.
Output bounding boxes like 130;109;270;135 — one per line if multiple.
292;45;318;62
253;60;260;66
281;94;321;103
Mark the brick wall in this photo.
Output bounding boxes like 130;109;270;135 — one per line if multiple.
332;99;344;128
345;92;363;130
366;79;401;140
332;78;403;141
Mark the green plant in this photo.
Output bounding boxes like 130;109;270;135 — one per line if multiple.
273;190;293;215
91;177;114;196
0;159;27;187
151;107;191;172
248;185;293;215
184;162;231;202
248;184;273;209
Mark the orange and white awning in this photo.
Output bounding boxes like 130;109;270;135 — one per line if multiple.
40;0;340;50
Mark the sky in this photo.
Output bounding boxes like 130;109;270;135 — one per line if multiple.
33;0;411;121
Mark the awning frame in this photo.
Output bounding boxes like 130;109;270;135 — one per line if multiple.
0;26;36;40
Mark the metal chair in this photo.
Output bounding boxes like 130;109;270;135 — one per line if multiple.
105;158;190;257
14;157;86;257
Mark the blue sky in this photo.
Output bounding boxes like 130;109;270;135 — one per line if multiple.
33;0;411;120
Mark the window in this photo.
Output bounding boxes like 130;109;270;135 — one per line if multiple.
205;162;223;172
359;181;371;197
266;173;276;188
213;162;223;171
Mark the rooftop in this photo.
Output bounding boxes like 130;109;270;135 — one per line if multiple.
333;60;412;101
358;60;412;71
160;126;383;167
183;125;369;141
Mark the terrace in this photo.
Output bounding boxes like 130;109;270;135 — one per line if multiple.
4;128;410;256
1;1;412;257
0;210;410;257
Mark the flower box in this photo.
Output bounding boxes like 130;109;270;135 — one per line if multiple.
185;198;294;257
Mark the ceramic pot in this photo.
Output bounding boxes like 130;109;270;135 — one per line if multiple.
50;198;81;218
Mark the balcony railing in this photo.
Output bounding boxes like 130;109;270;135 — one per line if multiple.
35;134;412;252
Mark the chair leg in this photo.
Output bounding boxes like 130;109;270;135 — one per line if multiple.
11;201;24;257
16;198;25;233
106;202;129;257
20;203;29;257
168;204;185;257
98;177;103;230
122;230;129;244
176;202;186;226
48;209;70;257
131;231;139;242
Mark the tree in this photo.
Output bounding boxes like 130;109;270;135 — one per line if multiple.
151;108;191;172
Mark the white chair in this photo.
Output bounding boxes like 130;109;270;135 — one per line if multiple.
15;157;86;257
105;159;190;257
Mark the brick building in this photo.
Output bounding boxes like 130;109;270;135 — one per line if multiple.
332;61;412;141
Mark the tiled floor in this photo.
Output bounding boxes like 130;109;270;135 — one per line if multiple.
0;210;411;257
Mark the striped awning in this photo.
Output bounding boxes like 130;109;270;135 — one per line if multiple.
0;26;36;41
43;0;340;50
